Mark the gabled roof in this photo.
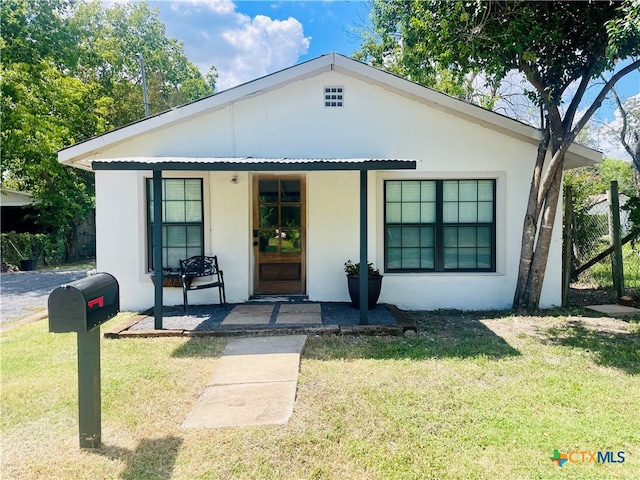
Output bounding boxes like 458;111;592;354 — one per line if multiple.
0;188;34;207
58;53;601;170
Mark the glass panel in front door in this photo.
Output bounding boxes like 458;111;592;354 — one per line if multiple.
258;179;301;253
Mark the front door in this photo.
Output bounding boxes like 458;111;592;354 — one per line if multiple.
253;176;305;294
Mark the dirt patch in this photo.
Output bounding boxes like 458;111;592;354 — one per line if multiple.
568;284;620;306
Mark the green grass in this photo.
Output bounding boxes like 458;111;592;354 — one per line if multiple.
1;312;639;479
582;242;640;289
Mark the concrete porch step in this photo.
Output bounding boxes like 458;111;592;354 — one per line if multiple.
249;294;309;302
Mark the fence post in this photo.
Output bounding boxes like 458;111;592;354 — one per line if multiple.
562;186;573;307
608;181;625;298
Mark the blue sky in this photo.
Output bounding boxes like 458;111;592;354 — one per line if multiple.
150;0;368;90
144;0;637;156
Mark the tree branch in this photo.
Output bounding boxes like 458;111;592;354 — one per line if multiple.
562;61;598;132
569;59;640;144
610;85;636;159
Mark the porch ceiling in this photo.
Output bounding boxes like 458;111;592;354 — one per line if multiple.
91;156;417;171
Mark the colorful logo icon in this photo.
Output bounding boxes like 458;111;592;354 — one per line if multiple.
549;449;625;466
550;449;568;467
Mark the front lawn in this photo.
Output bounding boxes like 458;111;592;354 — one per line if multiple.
1;311;638;479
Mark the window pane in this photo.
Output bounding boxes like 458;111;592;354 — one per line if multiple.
459;180;477;201
402;248;420;268
387;248;402;269
282;206;300;227
165;180;185;200
165;201;185;222
420;227;434;247
444;248;458;269
186;226;202;247
281;229;301;252
166;248;184;267
478;202;493;222
259;180;278;203
477;227;491;247
443;181;458;201
478;180;494;201
444;227;458;247
166;226;186;247
387;227;401;248
459;248;477;268
402;181;420;201
421;181;436;201
386;203;402;223
259;230;279;252
420;202;436;222
443;203;458;223
458;227;476;247
386;181;402;202
185;201;202;222
402;203;420;223
185;180;202;200
402;227;420;247
420;248;434;269
478;248;492;268
281;180;301;202
186;247;202;259
259;205;278;227
459;202;478;222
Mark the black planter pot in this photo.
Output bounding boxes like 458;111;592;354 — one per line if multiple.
19;259;37;271
346;274;383;309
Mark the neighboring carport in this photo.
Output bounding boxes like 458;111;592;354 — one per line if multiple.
92;156;417;328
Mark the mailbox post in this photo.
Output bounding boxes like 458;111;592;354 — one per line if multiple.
48;272;119;448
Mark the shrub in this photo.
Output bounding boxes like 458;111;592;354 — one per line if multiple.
0;232;66;266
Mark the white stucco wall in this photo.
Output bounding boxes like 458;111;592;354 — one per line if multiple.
93;69;563;311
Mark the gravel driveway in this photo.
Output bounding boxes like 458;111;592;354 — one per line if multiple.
0;269;89;323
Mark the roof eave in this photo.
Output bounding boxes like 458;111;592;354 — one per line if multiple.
58;54;337;165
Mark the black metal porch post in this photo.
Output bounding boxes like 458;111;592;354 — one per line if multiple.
153;170;163;329
359;169;369;325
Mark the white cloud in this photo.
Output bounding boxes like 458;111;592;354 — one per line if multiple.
161;0;310;90
219;14;310;88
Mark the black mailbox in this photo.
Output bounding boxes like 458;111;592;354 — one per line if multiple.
49;273;119;333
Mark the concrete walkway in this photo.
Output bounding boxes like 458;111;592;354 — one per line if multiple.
585;304;640;316
182;335;307;429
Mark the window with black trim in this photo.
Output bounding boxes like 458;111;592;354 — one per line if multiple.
146;178;204;270
385;179;495;272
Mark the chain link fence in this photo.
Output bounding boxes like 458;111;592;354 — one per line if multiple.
569;187;640;301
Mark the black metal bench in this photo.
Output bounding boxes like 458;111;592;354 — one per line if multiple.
179;255;226;314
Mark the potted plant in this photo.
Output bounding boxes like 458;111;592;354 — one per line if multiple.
7;238;38;271
344;260;383;309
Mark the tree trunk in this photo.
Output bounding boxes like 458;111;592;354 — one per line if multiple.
513;126;549;309
521;155;564;309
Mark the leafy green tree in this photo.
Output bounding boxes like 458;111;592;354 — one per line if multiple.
359;0;640;309
1;0;216;260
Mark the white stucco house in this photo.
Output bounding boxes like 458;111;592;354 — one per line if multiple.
58;53;600;317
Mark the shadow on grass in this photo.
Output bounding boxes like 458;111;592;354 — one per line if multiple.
96;436;183;480
305;309;520;361
171;336;226;358
540;319;640;375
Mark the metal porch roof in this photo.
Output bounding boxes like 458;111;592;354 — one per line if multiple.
91;157;418;171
